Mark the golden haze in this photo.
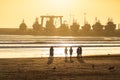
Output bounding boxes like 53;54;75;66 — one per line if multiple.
0;0;120;28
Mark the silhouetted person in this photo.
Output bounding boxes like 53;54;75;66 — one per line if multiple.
76;47;84;63
64;47;68;58
50;46;54;57
69;47;73;60
47;46;54;64
79;46;82;58
77;46;82;58
77;47;80;57
64;47;68;62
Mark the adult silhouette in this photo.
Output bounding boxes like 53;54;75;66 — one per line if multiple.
47;46;54;64
77;47;80;57
64;47;68;58
79;46;82;58
69;47;73;60
64;47;68;62
77;46;82;58
50;46;54;57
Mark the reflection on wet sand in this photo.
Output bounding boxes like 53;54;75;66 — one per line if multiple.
77;57;85;63
47;57;54;65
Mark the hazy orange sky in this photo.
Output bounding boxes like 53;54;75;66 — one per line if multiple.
0;0;120;28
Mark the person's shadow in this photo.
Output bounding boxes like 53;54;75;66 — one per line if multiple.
64;57;68;63
64;57;74;63
77;57;85;63
47;57;54;65
70;57;74;63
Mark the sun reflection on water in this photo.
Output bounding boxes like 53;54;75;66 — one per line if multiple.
0;47;120;58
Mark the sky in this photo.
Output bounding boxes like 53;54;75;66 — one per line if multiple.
0;0;120;28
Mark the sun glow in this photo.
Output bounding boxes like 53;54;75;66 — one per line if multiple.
48;0;73;11
51;0;72;6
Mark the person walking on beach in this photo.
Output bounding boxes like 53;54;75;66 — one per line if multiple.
64;47;68;62
69;47;73;60
50;46;54;57
79;46;82;58
76;46;84;63
77;46;82;58
48;46;54;64
77;47;80;57
64;47;68;58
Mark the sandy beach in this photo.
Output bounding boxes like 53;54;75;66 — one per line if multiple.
0;55;120;80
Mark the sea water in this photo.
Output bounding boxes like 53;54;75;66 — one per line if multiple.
0;35;120;58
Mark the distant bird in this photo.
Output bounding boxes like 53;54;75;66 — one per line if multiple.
108;66;115;71
92;64;95;69
52;66;56;71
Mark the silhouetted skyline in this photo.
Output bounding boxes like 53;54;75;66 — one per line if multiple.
0;14;119;36
17;16;119;36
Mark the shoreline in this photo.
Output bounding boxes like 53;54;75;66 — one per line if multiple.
0;54;120;59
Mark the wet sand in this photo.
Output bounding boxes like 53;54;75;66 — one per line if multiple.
0;55;120;80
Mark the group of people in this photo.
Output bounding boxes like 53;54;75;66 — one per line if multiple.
49;46;82;58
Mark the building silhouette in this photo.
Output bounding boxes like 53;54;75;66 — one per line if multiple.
19;19;27;31
92;20;103;32
82;23;91;32
104;18;116;35
70;21;80;35
16;15;120;36
40;16;63;34
32;17;43;32
59;21;69;35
